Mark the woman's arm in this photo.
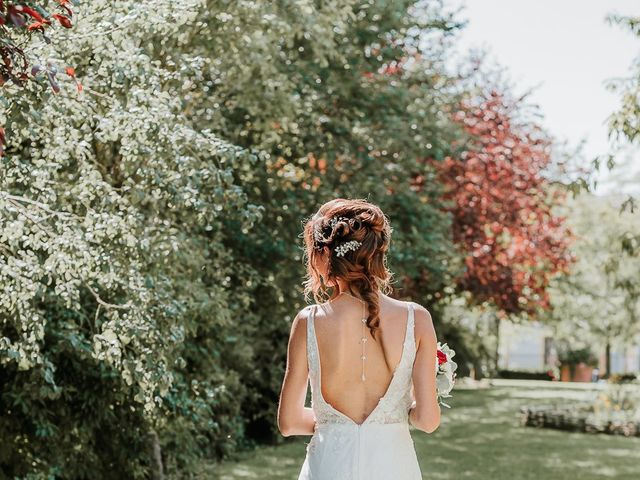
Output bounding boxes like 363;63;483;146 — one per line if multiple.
409;303;441;433
277;307;317;437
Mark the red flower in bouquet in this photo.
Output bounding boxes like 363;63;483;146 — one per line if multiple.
437;349;448;365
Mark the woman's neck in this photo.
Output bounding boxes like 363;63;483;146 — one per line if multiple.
334;281;381;301
335;280;356;296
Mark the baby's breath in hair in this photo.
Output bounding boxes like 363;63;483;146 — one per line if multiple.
334;240;362;257
329;216;348;229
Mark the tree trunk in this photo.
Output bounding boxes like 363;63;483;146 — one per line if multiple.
605;341;611;379
149;430;164;480
493;313;501;376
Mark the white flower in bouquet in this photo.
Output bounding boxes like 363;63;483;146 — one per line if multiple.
435;342;457;408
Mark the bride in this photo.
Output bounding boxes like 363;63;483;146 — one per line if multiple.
277;198;440;479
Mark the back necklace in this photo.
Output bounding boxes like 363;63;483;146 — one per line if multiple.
333;291;368;382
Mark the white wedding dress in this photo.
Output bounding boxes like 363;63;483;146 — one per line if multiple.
297;302;423;480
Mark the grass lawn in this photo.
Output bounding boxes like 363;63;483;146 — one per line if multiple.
211;385;640;479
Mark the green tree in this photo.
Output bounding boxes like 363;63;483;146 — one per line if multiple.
548;192;640;376
192;0;467;444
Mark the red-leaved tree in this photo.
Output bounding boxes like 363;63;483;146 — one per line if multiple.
0;1;75;85
0;1;78;156
426;90;575;316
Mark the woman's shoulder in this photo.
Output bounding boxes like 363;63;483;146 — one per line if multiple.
382;294;432;321
288;304;315;339
407;300;432;321
293;304;315;324
407;300;436;345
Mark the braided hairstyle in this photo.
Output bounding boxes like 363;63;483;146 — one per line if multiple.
302;198;394;338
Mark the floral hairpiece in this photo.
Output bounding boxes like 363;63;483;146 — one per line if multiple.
334;240;362;257
313;215;349;247
313;215;363;256
329;216;348;229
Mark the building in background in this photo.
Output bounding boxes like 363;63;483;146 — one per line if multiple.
498;320;640;377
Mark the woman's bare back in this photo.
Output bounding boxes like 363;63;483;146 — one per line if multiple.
311;293;413;425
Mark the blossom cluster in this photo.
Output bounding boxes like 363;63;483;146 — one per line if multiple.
334;240;362;257
329;215;349;229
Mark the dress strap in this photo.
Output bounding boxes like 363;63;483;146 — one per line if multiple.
407;302;416;352
306;305;318;376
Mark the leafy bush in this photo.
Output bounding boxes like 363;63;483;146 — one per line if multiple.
558;347;599;367
498;370;555;381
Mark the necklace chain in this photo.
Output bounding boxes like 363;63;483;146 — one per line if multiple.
331;291;368;382
361;298;367;382
334;291;364;303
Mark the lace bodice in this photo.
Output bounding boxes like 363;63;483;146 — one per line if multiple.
306;302;417;426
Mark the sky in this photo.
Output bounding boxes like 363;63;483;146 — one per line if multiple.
452;0;639;196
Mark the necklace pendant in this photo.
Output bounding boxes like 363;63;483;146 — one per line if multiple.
361;372;366;382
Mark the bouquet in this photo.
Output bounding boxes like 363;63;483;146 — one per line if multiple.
410;342;458;412
435;342;457;408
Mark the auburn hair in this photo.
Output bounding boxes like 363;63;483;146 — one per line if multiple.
302;198;394;338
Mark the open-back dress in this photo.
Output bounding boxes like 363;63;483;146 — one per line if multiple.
297;302;422;480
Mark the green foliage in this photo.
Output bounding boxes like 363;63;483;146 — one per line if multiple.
1;0;261;477
191;0;467;450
